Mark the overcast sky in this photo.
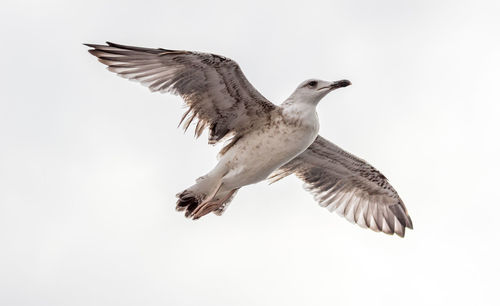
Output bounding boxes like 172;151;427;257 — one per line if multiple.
1;0;499;305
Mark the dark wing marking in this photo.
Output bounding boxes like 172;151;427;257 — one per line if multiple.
85;42;276;144
270;135;413;237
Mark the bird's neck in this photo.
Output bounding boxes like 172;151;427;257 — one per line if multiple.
281;99;317;117
280;101;320;132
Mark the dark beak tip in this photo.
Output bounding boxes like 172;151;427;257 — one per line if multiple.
331;79;352;89
338;79;351;87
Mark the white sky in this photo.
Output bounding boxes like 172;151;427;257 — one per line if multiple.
1;0;499;305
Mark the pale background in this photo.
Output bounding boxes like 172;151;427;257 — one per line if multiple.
1;0;499;305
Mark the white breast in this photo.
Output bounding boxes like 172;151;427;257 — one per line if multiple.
218;106;319;189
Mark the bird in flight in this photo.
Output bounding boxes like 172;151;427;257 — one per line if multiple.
85;42;413;237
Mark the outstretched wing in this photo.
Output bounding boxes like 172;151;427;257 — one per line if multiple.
85;42;276;144
270;135;413;237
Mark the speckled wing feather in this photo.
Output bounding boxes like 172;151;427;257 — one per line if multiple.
270;135;413;237
85;42;276;144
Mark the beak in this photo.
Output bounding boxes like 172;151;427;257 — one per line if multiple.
330;79;351;90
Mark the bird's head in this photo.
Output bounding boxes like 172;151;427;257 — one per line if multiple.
286;79;351;106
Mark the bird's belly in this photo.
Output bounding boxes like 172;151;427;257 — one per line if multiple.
220;123;318;189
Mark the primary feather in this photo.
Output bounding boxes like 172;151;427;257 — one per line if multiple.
86;42;413;237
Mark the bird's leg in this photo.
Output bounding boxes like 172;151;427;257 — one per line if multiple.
191;188;237;220
190;181;223;218
213;188;239;216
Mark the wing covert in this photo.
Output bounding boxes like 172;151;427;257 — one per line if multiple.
271;135;413;237
85;42;276;144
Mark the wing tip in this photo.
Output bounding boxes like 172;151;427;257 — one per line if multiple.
105;41;118;47
396;231;405;238
84;43;107;58
83;42;105;50
406;215;414;230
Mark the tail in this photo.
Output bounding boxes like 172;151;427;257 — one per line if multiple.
176;188;238;218
175;174;215;217
176;171;237;218
176;189;203;217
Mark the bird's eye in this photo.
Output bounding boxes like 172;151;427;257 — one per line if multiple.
307;81;318;87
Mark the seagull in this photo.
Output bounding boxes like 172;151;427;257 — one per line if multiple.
85;42;413;237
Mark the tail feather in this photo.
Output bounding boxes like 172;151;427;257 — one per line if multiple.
176;190;202;217
176;167;237;218
176;186;239;219
176;173;217;217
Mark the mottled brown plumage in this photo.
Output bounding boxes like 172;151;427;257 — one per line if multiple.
85;42;413;237
85;42;275;144
270;136;413;237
